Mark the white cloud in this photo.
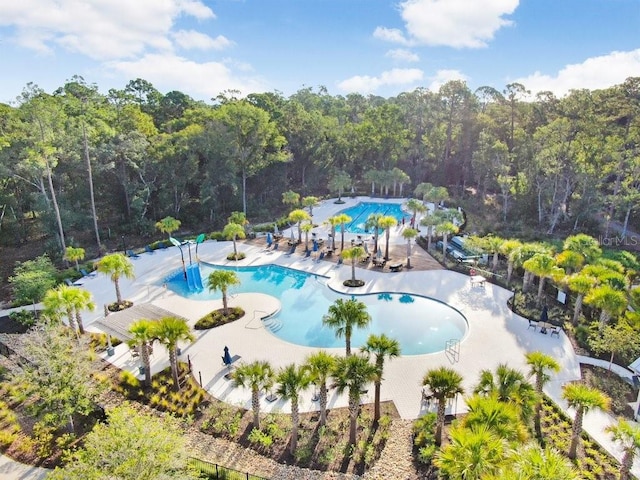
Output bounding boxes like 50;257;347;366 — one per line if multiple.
0;0;215;59
337;68;424;94
386;49;420;63
378;0;518;48
514;49;640;97
427;69;468;91
172;30;233;50
108;53;267;100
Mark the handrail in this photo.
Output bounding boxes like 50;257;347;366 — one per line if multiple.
245;310;270;329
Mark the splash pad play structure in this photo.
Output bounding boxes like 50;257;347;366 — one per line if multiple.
166;233;206;293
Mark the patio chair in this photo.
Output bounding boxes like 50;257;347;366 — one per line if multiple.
80;268;97;278
126;249;139;259
527;319;538;331
335;257;343;268
285;245;296;256
550;326;560;338
144;245;155;254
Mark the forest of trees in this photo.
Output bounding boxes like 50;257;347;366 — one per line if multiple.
0;76;638;262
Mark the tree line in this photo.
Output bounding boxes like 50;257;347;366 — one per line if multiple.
0;76;638;262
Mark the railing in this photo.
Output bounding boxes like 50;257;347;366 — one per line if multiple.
445;338;460;363
244;310;270;329
189;457;269;480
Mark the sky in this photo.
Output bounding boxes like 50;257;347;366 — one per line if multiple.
1;0;639;104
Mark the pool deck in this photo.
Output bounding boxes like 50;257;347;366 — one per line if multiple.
4;196;638;476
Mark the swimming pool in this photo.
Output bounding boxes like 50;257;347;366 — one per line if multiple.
166;263;467;355
337;202;407;234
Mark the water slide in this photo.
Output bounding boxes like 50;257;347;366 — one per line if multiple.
186;264;204;292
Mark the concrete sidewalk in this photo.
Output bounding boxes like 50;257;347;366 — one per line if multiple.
0;454;49;480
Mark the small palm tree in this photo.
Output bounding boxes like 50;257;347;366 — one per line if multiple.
563;233;602;264
326;216;341;251
233;360;275;429
68;287;95;335
222;222;246;260
95;253;135;305
128;319;156;386
556;249;585;275
155;216;181;237
362;333;400;424
276;364;311;454
401;227;418;268
281;190;300;207
341;246;365;283
481;234;504;272
334;213;352;251
419;214;439;250
404;198;426;227
322;297;371;356
436;221;459;256
506;444;580;480
42;285;79;334
63;246;85;271
500;239;522;285
302;195;319;215
301;222;313;251
153;316;195;389
523;253;565;303
379;215;397;260
332;354;378;446
288;209;311;244
422;366;465;446
606;418;640;480
304;351;336;426
207;270;240;316
461;394;528;443
584;284;628;330
525;351;560;438
562;382;610;459
365;213;384;253
567;272;597;324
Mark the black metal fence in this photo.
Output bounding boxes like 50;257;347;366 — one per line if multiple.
189;457;269;480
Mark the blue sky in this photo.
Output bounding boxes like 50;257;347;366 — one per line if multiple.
1;0;639;104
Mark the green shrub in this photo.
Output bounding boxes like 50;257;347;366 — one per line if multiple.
119;371;141;389
194;307;245;329
32;422;54;458
9;255;57;306
8;309;37;328
226;252;246;261
248;428;273;449
209;231;225;241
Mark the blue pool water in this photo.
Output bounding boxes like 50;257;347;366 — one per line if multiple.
166;263;467;355
337;202;407;234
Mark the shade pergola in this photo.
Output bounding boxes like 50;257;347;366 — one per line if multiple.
93;304;187;342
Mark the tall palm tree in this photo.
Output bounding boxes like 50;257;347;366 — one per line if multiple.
276;364;311;454
563;233;602;264
322;297;371;356
222;222;246;260
68;287;95;335
461;394;528;443
362;333;400;424
474;364;537;423
511;242;549;292
304;350;336;426
379;215;397;260
332;354;378;446
334;213;352;251
419;213;440;251
302;195;319;215
404;198;426;227
606;418;640;480
128;319;156;387
562;382;610;459
556;249;585;276
95;253;135;305
481;234;504;272
522;253;564;303
42;285;79;334
401;228;418;268
365;213;384;253
301;221;314;251
288;208;311;244
233;360;275;429
341;246;365;283
207;270;240;315
499;239;522;285
525;351;560;438
153;316;195;389
567;272;597;324
434;424;507;480
584;284;628;330
326;215;341;251
422;366;465;446
63;246;85;271
436;221;459;257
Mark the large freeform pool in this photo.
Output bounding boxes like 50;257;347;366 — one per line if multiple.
337;202;407;234
166;263;467;355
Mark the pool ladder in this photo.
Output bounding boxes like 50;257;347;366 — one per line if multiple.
263;317;283;333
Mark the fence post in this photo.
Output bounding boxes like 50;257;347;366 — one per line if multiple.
199;370;202;387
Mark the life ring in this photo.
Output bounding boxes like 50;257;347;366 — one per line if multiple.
469;268;476;276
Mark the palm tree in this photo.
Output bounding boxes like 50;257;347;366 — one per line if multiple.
401;228;418;269
436;221;459;257
322;297;371;356
281;190;300;207
222;222;246;260
606;418;640;480
525;351;560;438
563;233;602;264
302;195;319;215
474;364;537;423
68;287;95;335
567;272;597;324
584;284;628;330
276;364;311;454
153;316;195;389
332;354;378;446
419;213;439;251
341;246;365;284
95;253;135;305
207;270;240;315
233;360;275;429
334;213;352;251
304;351;336;426
511;242;549;292
404;198;426;227
379;215;397;260
326;215;342;251
505;444;580;480
422;366;464;446
562;382;610;459
365;213;383;253
499;239;522;285
155;216;181;237
362;333;400;424
556;249;585;276
301;221;313;251
461;394;528;443
434;424;507;480
481;235;504;272
288;209;311;244
523;253;564;303
64;246;85;271
128;319;156;386
42;285;79;334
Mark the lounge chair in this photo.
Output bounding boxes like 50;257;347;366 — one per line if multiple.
144;245;155;254
272;243;279;251
64;278;83;287
550;326;561;338
158;242;167;249
80;268;97;278
335;257;343;268
126;249;139;258
302;250;311;260
389;262;403;272
316;251;325;262
285;245;296;256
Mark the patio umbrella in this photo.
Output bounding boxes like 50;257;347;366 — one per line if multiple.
377;247;382;259
540;305;549;324
223;346;232;366
274;223;279;234
266;232;272;246
313;240;318;252
364;242;369;254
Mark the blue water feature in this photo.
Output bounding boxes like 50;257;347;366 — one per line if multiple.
166;263;467;355
336;202;408;234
